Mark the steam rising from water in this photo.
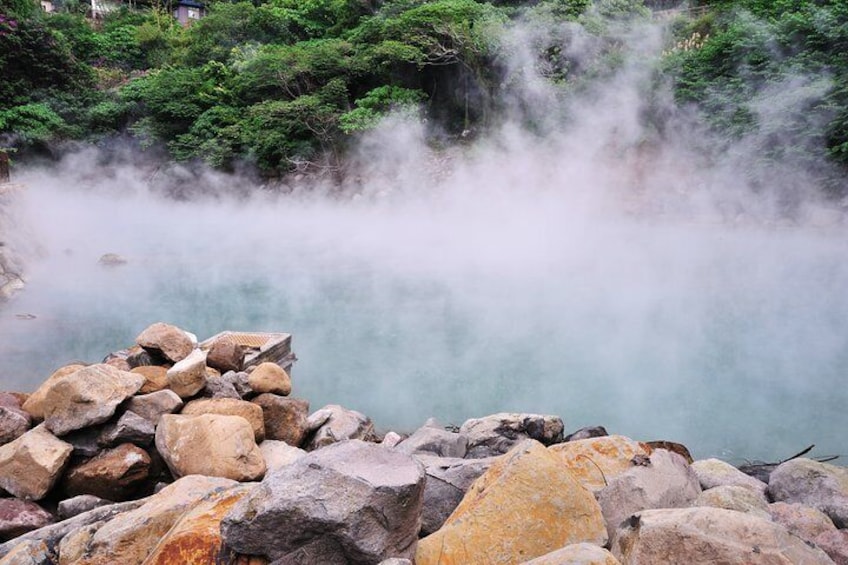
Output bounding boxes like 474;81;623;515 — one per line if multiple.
1;17;847;461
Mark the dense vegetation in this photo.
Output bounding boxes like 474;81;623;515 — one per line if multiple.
0;0;846;193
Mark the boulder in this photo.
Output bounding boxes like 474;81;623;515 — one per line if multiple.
548;435;653;492
21;365;85;421
96;411;154;448
596;449;701;543
519;543;621;565
206;340;245;374
247;363;291;396
0;406;31;446
690;458;767;494
181;398;265;442
126;348;157;369
814;529;848;565
304;404;376;450
611;507;835;564
199;375;240;400
166;349;207;399
381;431;404;448
222;372;252;398
41;365;144;436
251;395;308;446
58;475;238;565
57;496;113;520
0;499;53;542
395;424;467;458
155;414;265;481
459;413;564;458
144;485;253;565
125;390;183;425
565;426;609;442
61;426;103;459
136;323;194;363
416;439;607;565
768;501;836;544
221;440;425;563
62;443;151;501
414;454;498;536
130;366;168;394
0;424;73;500
692;485;770;519
768;458;848;527
259;440;306;473
0;539;54;565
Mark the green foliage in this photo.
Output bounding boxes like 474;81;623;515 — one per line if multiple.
339;85;427;133
0;103;70;143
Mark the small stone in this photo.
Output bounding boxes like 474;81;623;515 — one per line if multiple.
166;349;207;398
247;363;291;396
136;322;194;363
251;394;309;447
57;495;113;520
0;499;53;542
565;426;609;442
395;424;467;458
62;443;151;501
304;404;375;450
198;375;240;400
97;411;155;448
460;413;564;458
98;253;127;267
206;340;245;374
222;371;253;398
125;390;184;425
131;366;168;394
381;431;404;448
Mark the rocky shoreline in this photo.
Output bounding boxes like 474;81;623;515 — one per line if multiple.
0;322;846;564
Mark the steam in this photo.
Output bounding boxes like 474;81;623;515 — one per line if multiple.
1;12;847;462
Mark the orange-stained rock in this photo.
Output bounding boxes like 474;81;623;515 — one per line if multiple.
132;366;169;394
416;439;607;565
143;486;252;565
548;435;653;492
21;365;85;420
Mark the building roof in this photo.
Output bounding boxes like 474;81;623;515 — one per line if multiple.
176;0;204;8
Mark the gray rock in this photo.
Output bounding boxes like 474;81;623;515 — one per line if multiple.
597;449;701;543
612;507;835;564
395;425;467;458
0;425;73;500
565;426;609;442
222;371;253;398
413;454;498;536
768;458;848;528
304;404;376;451
165;349;207;398
136;322;193;363
768;501;836;544
0;406;30;446
97;411;155;448
814;529;848;565
259;440;306;473
0;499;53;542
125;390;183;425
459;413;564;458
199;375;240;399
61;426;103;458
57;495;113;520
252;394;309;447
691;458;767;494
692;485;770;519
41;365;144;436
222;439;425;563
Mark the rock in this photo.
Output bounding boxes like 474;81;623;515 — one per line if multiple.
0;425;73;500
181;398;265;442
459;413;564;458
0;394;23;410
21;365;85;420
104;357;131;372
381;431;403;448
144;485;253;565
222;440;425;563
125;390;183;425
222;371;252;398
166;349;207;399
130;366;168;394
0;499;53;542
691;458;767;494
155;414;265;481
519;543;621;565
247;362;291;396
41;364;144;436
414;454;498;536
259;440;306;473
0;406;31;446
60;475;239;565
768;458;848;528
97;253;127;267
198;375;241;399
136;322;194;363
395;424;467;458
206;340;245;374
565;426;609;442
62;443;151;501
251;395;308;447
416;439;607;565
814;529;848;565
768;501;836;544
96;411;154;448
611;507;835;564
548;435;653;492
0;539;54;565
596;449;701;543
57;496;113;520
378;560;413;565
61;426;103;459
126;348;158;369
645;440;693;464
693;485;770;519
304;404;376;450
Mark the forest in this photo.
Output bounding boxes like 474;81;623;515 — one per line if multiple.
0;0;846;194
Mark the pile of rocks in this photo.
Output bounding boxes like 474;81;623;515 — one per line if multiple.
0;322;847;565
